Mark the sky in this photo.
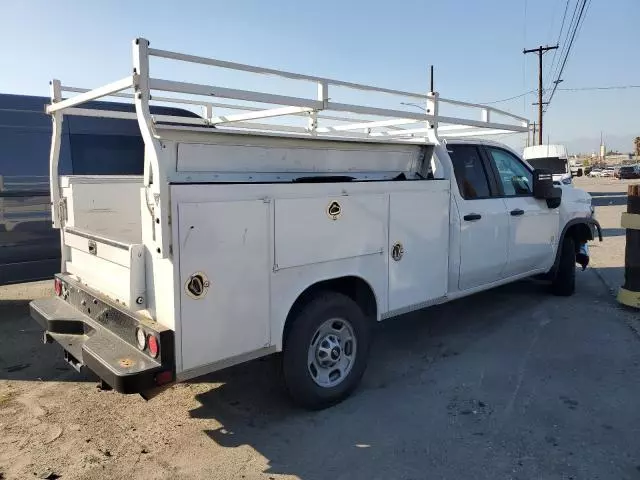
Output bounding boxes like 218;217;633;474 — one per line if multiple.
1;0;638;153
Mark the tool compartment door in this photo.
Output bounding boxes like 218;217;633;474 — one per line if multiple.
274;194;387;269
388;184;449;312
177;200;270;371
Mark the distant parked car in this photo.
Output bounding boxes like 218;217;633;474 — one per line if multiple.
618;165;640;179
589;168;602;177
600;167;615;177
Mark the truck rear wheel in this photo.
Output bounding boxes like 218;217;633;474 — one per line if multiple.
283;292;372;409
551;235;576;296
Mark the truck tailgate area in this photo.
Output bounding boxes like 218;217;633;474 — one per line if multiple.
60;176;145;308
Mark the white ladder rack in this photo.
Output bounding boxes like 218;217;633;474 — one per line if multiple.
47;38;528;143
46;37;529;260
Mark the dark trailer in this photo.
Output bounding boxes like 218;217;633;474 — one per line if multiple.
0;94;198;285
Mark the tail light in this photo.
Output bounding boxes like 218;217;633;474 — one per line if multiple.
147;334;159;358
135;328;146;350
155;370;173;386
54;278;62;296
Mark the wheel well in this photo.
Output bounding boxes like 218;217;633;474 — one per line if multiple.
550;221;594;274
564;222;593;250
282;276;377;347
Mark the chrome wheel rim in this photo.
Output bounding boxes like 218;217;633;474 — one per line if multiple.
307;317;357;388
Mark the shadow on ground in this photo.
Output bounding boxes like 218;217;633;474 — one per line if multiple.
589;191;628;207
601;228;626;238
187;273;640;479
0;299;93;383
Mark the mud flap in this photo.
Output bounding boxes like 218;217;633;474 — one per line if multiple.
576;242;589;271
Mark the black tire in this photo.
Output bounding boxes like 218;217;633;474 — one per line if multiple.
551;235;576;296
282;291;372;410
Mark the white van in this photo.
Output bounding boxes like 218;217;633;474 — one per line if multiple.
523;145;573;186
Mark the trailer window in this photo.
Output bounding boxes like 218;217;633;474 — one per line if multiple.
448;145;491;199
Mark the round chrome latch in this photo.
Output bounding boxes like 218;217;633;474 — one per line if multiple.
391;242;404;261
326;201;342;220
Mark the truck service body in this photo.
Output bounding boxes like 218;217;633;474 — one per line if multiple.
30;39;601;408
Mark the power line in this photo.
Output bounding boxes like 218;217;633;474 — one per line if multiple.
483;90;537;104
479;84;640;105
549;0;582;86
560;84;640;91
545;0;590;109
545;0;571;86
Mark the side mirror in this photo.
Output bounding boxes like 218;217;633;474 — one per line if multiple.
533;168;562;208
576;168;583;177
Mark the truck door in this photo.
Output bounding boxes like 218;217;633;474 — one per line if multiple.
483;146;559;277
448;144;509;290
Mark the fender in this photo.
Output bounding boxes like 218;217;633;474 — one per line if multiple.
551;217;602;273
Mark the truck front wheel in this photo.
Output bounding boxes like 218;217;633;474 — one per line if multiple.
551;235;576;296
283;292;372;409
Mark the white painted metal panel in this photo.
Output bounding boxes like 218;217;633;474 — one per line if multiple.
274;194;387;270
67;249;133;306
456;198;509;290
64;239;145;309
178;200;270;371
502;196;559;277
177;137;420;174
388;185;450;311
64;231;130;267
62;177;143;244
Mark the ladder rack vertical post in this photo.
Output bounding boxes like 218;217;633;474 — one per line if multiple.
309;81;328;135
133;37;170;259
49;79;63;229
426;91;438;133
204;104;213;122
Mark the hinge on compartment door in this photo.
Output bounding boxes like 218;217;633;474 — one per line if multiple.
58;198;68;226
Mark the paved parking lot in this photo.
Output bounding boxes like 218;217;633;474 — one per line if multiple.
1;177;640;480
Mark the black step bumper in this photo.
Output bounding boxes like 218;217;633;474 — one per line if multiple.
30;296;173;394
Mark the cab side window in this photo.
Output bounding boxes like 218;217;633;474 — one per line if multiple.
487;147;533;196
448;145;491;200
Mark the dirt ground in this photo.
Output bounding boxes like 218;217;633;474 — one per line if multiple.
1;177;640;480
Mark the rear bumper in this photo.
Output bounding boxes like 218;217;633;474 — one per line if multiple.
30;284;174;394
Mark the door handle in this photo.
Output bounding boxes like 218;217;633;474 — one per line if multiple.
463;213;482;221
510;209;525;216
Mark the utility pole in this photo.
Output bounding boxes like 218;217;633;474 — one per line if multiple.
523;45;558;145
532;122;537;146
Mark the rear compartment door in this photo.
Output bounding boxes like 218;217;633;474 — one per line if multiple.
178;200;270;372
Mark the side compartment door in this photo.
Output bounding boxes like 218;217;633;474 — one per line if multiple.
178;200;270;372
447;144;509;290
484;146;559;276
388;184;450;312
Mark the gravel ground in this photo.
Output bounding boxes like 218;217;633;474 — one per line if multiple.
1;178;640;480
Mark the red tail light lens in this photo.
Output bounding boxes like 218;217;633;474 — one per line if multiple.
147;334;159;358
54;278;62;296
155;370;173;386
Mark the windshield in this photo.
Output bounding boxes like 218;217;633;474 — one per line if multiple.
526;157;568;174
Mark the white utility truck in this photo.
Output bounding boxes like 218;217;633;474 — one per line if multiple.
523;144;575;185
31;39;601;409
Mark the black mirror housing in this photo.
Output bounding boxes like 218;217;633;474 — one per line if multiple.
533;168;562;208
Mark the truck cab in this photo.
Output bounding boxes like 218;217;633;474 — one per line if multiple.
523;144;573;186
